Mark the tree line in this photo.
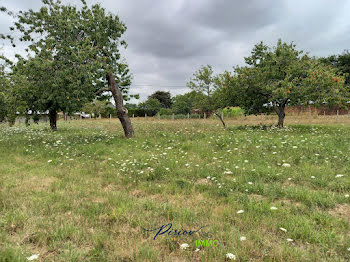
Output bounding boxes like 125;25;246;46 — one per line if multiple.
123;42;349;128
1;0;349;137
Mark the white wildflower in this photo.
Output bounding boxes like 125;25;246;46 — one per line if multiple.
226;253;236;260
279;227;287;232
237;210;244;214
240;236;246;241
180;243;189;250
270;206;278;210
282;163;291;167
27;254;39;261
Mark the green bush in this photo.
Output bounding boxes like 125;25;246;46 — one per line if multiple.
222;107;244;117
159;108;173;115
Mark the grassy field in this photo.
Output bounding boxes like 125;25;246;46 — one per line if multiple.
0;118;349;261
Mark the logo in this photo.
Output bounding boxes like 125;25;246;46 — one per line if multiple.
142;223;211;240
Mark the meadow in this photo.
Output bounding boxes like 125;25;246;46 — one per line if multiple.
0;117;349;261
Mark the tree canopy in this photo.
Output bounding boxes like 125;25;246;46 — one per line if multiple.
149;91;172;108
1;0;135;135
233;40;347;127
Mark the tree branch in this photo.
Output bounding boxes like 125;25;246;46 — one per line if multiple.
95;87;110;95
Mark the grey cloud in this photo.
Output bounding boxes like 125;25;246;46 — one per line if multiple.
1;0;349;102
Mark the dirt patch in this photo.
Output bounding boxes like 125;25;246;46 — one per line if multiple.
275;198;303;207
21;176;58;192
249;194;267;201
329;204;350;224
195;178;211;185
131;189;143;198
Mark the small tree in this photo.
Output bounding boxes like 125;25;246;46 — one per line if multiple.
235;40;347;127
187;65;227;126
187;65;216;114
212;71;238;109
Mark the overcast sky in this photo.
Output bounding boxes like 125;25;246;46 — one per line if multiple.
1;0;350;102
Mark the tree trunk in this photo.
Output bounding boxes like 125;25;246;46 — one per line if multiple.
49;109;57;131
107;72;134;138
215;112;226;128
277;106;285;128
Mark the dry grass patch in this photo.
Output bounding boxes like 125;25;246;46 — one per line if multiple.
329;204;350;224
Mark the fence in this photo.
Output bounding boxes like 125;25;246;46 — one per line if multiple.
5;109;350;126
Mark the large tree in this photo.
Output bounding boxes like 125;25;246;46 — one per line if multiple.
2;0;135;136
235;40;347;127
149;91;172;108
138;98;162;116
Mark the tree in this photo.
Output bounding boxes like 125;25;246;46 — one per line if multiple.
149;91;172;108
187;65;227;126
0;60;29;125
212;71;238;109
320;50;350;85
82;100;108;118
0;64;7;122
187;65;216;113
171;94;193;115
138;98;162;116
234;40;347;127
2;0;135;137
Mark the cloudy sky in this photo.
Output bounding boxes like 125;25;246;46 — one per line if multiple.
1;0;350;102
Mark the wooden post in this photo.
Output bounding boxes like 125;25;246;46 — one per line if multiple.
172;113;174;121
336;110;339;122
187;113;190;119
204;112;206;119
145;113;147;118
158;113;160;120
109;114;112;119
99;114;101;119
309;106;311;121
133;114;135;118
221;111;224;121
